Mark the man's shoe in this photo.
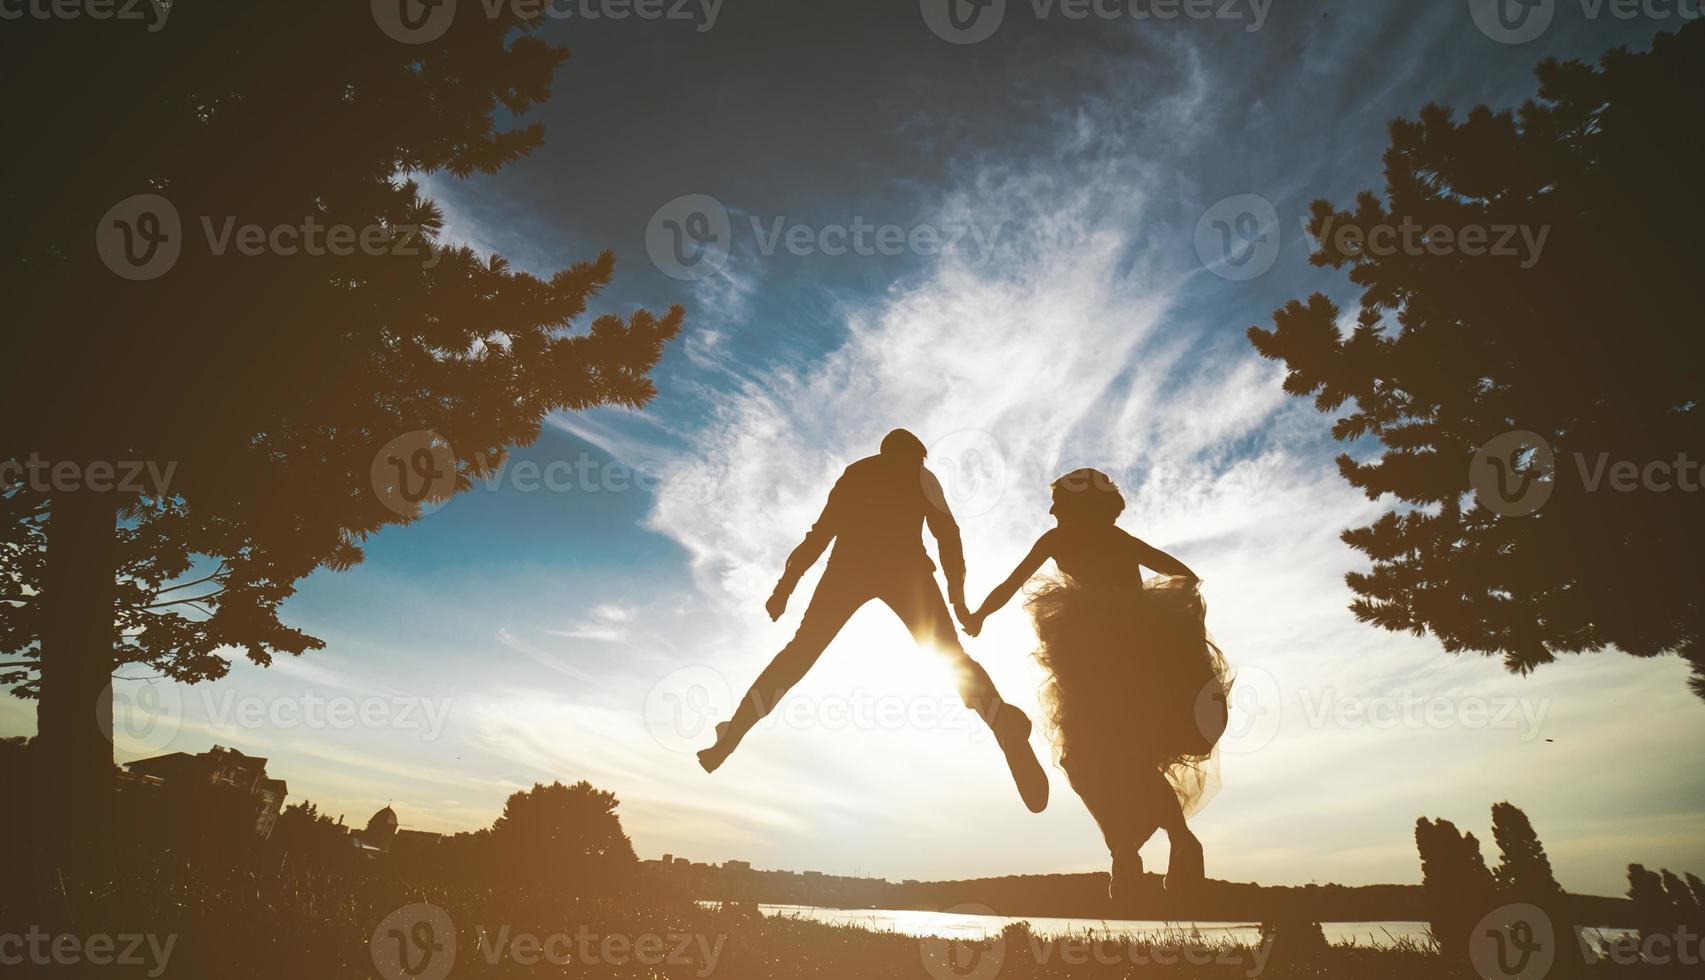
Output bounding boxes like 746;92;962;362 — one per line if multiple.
992;706;1049;813
698;722;732;774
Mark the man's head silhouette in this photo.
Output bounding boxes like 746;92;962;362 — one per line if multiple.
880;428;928;463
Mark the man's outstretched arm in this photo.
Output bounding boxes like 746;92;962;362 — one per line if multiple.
768;476;845;620
921;466;968;615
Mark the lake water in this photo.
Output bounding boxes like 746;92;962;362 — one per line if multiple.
745;905;1641;951
748;904;1430;947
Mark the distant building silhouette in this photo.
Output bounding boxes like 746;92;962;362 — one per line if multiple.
125;745;287;839
355;804;399;853
346;804;451;857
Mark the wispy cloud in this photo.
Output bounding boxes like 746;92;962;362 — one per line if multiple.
598;31;1705;889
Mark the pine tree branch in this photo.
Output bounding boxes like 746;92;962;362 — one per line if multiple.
141;591;225;610
154;565;228;595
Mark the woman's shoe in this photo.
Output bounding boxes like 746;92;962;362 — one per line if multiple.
1109;843;1144;904
1165;832;1205;893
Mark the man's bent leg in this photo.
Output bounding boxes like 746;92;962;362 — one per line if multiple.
879;573;1049;812
877;573;1001;719
700;575;869;772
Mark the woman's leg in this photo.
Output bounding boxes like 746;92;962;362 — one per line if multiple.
1062;753;1162;900
1142;769;1204;888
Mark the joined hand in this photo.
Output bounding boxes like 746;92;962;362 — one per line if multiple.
955;603;985;638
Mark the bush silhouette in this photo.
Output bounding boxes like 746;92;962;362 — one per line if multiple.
486;780;639;896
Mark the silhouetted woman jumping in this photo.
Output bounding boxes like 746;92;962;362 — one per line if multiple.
961;468;1231;900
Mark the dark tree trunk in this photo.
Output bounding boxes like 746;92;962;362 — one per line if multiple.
37;484;120;863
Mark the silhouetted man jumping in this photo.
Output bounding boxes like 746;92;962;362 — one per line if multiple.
697;429;1049;813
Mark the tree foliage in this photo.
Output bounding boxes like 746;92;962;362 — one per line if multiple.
1415;816;1497;958
488;780;638;893
0;1;682;788
1248;24;1704;698
1627;863;1705;941
1490;802;1562;900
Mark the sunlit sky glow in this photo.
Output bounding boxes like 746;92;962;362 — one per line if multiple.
9;2;1703;896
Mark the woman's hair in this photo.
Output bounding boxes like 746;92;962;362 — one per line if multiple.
1050;468;1125;523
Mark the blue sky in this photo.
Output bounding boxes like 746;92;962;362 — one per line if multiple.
10;1;1703;895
